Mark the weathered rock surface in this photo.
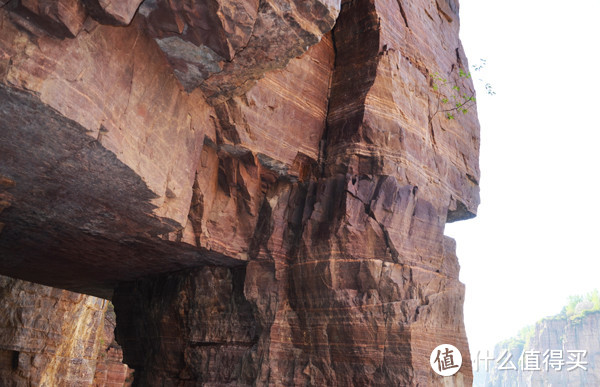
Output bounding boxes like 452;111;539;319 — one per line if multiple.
93;302;134;387
3;0;340;99
0;8;232;298
83;0;144;26
0;275;107;385
114;0;479;384
140;0;340;101
11;0;88;38
0;0;480;385
0;0;342;298
114;266;255;385
184;33;335;260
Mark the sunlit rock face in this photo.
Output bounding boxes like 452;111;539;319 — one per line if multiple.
0;275;134;386
0;276;106;385
0;0;479;385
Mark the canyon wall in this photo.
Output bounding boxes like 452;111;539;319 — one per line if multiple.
0;275;132;386
0;0;480;385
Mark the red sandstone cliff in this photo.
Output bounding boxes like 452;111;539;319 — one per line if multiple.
0;0;479;385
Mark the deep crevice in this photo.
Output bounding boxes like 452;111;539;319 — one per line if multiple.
396;0;409;28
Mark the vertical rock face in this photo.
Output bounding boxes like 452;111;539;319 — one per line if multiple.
0;0;479;385
114;0;479;384
184;33;335;261
0;276;107;385
0;275;133;386
93;302;134;387
114;267;256;385
327;0;479;218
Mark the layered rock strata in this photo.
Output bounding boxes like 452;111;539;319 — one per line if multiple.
0;274;133;386
0;0;479;385
0;0;340;298
115;0;479;384
0;275;108;385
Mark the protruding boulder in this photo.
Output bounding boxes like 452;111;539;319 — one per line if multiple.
82;0;143;26
140;0;341;101
12;0;87;38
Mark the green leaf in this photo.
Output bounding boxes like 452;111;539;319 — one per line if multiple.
441;98;448;104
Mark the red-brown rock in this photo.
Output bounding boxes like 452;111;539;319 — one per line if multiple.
82;0;143;26
114;266;256;385
113;0;478;384
93;302;134;387
0;9;230;297
185;34;335;260
0;0;480;385
0;276;107;385
141;0;340;101
10;0;87;38
142;0;260;61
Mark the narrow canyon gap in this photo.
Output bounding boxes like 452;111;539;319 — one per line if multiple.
0;0;480;385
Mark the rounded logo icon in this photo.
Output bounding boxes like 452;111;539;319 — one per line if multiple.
430;344;462;376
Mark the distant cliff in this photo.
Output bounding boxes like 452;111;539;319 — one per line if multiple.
484;295;600;386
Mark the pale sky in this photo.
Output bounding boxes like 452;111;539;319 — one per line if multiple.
445;0;600;354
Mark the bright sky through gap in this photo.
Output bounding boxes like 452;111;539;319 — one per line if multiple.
445;0;600;355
